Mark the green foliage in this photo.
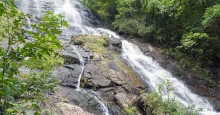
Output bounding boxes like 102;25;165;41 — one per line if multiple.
24;71;58;100
140;80;200;115
179;32;220;65
0;0;68;114
124;107;136;115
163;48;215;84
82;0;220;84
24;53;64;71
203;4;220;27
81;0;117;22
81;77;88;88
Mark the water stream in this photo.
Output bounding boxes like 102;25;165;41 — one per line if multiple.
71;45;84;91
82;89;109;115
16;0;219;114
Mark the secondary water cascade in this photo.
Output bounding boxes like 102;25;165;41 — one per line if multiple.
16;0;219;115
71;45;85;91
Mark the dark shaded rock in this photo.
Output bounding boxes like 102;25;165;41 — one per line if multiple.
209;97;220;112
52;86;104;115
109;38;122;52
108;104;127;115
90;75;112;87
109;38;122;48
53;66;81;88
59;50;80;64
99;88;127;115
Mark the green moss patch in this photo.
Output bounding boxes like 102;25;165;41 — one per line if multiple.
73;35;110;54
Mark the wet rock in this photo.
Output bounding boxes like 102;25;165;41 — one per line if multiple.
53;66;81;88
49;86;104;115
109;38;122;48
99;89;127;115
108;104;127;115
59;50;80;64
109;38;122;52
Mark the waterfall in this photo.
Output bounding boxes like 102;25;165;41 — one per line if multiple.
121;40;218;114
82;90;109;115
71;45;84;91
16;0;219;114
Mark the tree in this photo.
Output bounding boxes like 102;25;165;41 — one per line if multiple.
0;0;68;114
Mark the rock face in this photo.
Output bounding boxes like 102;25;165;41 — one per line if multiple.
82;63;128;89
108;38;122;52
115;92;133;108
56;102;95;115
50;36;146;115
43;86;101;115
53;66;80;88
59;50;80;65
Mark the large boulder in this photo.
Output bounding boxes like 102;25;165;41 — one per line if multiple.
56;102;95;115
109;71;127;86
82;63;128;89
53;65;82;88
52;86;104;115
115;93;133;108
109;38;122;52
82;64;112;88
59;50;80;65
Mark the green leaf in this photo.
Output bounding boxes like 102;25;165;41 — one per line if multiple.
0;3;5;16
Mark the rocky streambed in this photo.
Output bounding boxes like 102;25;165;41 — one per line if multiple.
43;35;147;115
42;34;220;114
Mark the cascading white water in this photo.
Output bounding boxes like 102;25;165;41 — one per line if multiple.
33;0;41;17
54;0;82;26
16;0;219;114
71;45;84;91
122;40;219;115
82;90;109;115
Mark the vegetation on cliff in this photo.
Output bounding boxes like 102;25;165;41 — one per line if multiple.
139;80;201;115
0;0;67;114
81;0;220;84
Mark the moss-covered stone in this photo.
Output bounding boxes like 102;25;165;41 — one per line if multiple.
73;35;145;89
72;35;110;54
124;107;136;115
